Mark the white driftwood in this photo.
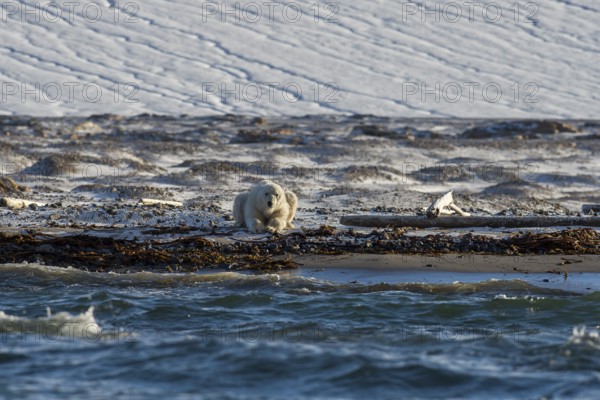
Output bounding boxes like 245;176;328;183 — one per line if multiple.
426;190;470;218
139;198;183;207
340;215;600;228
0;197;46;209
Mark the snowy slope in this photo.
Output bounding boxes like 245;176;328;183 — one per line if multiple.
0;0;598;117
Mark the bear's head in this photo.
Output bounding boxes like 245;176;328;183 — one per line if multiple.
256;180;286;213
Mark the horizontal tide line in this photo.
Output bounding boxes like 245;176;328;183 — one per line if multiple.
340;215;600;228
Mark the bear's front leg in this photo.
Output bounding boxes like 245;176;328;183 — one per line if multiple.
246;218;266;233
265;217;287;234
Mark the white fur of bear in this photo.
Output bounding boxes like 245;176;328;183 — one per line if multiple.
233;180;298;234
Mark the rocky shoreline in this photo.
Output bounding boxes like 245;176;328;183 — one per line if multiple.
1;114;599;273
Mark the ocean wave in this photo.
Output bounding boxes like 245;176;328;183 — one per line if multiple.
0;306;127;342
349;279;574;296
0;262;581;297
0;262;257;287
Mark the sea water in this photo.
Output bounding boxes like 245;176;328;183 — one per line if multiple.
1;263;600;399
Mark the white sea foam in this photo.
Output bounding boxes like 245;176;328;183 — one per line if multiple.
0;304;139;342
493;294;544;301
494;294;517;300
0;306;101;341
568;325;600;349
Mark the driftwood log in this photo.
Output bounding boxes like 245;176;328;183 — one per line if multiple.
340;215;600;229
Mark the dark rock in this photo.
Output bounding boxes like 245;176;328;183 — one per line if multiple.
483;179;551;197
462;120;579;139
231;129;280;143
0;176;29;194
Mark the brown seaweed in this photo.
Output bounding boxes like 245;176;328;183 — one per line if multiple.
0;233;297;273
0;227;598;274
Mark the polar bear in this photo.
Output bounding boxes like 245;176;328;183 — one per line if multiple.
233;180;298;234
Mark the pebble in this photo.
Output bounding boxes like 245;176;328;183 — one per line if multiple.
35;244;54;253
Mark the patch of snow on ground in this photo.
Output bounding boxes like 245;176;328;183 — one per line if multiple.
0;0;598;117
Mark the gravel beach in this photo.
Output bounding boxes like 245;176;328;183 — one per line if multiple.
1;114;599;272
